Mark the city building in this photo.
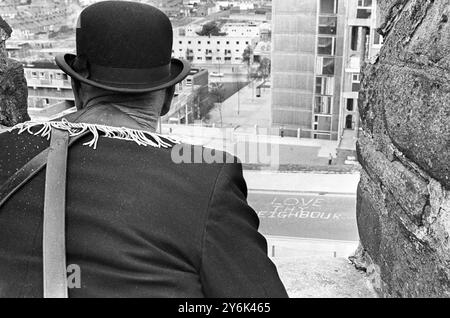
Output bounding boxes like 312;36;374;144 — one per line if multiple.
338;0;381;142
4;0;80;40
5;42;32;60
22;61;207;123
172;35;255;65
271;0;379;141
24;61;74;110
163;68;209;124
221;21;261;37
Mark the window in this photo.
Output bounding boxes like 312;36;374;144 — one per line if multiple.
318;17;337;35
315;77;335;95
357;0;372;19
226;41;230;45
236;41;240;45
346;99;354;111
352;73;361;91
358;0;372;7
320;0;338;14
316;57;335;75
357;8;371;18
315;96;332;114
374;32;383;45
351;26;359;50
346;115;354;129
317;37;336;55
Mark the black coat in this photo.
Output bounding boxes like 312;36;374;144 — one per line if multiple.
0;124;288;298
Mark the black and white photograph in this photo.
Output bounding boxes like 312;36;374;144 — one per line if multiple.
0;0;449;302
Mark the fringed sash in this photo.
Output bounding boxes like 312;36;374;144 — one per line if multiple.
8;119;179;149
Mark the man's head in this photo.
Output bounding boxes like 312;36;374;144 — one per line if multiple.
56;1;190;116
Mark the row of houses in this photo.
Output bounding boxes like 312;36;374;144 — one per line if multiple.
22;60;209;125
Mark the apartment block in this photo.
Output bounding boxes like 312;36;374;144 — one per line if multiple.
271;0;379;141
339;0;382;139
172;36;255;65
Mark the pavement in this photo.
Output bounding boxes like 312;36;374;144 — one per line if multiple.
243;170;360;194
242;171;374;297
208;80;272;128
249;191;358;241
243;170;361;259
161;124;341;167
339;129;359;150
191;81;343;166
272;255;377;298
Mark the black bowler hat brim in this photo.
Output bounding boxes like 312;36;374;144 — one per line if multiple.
55;53;191;93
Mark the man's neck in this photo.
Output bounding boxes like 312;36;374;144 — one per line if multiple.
63;104;158;132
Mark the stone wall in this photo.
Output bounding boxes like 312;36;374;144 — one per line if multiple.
355;0;450;297
0;16;29;127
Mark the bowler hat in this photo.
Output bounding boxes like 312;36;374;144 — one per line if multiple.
56;1;190;93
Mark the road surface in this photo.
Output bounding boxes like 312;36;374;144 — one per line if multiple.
247;190;359;242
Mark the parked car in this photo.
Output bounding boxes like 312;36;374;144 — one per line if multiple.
210;71;224;77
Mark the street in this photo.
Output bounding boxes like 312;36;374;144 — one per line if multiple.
248;190;359;242
209;73;249;83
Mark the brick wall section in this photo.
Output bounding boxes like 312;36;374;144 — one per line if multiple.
0;16;29;127
355;0;450;297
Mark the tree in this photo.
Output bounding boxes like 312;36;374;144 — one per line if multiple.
242;45;253;67
258;57;271;81
196;21;227;36
208;83;225;126
198;96;215;120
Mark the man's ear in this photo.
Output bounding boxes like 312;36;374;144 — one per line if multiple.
71;78;84;110
160;85;176;116
71;55;90;79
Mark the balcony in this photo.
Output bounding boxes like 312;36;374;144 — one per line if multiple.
347;4;373;27
342;74;361;99
345;55;361;73
28;87;74;101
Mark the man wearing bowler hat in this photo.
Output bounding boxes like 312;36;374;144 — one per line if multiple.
0;1;287;297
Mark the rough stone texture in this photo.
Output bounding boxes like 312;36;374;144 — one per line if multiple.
355;0;450;297
0;16;30;127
